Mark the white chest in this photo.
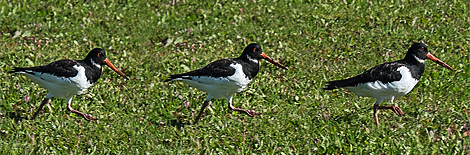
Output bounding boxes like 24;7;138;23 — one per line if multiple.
226;63;252;89
69;65;94;91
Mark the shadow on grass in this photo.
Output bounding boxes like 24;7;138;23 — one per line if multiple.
3;111;28;124
167;119;191;130
333;107;371;125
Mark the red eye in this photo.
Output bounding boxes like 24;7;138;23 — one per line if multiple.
97;53;101;56
420;47;424;51
253;48;256;51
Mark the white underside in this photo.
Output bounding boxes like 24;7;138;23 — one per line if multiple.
345;66;419;104
18;65;93;99
175;63;252;100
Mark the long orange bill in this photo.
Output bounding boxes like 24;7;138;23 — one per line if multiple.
103;58;129;79
260;52;288;70
426;53;453;70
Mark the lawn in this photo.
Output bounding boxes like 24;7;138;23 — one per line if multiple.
1;0;469;154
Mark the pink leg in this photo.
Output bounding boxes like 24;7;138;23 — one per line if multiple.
378;105;404;116
227;96;259;117
373;104;404;125
66;97;97;121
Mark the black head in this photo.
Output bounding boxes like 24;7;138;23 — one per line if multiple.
240;43;264;60
239;43;288;70
84;48;129;79
406;43;429;61
405;43;453;70
85;48;108;66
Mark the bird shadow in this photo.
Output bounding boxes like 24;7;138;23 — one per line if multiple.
332;107;371;125
3;111;28;124
166;119;191;130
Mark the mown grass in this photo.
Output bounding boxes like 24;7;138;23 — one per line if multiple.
1;0;469;154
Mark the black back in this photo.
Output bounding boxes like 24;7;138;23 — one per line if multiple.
9;60;80;78
9;48;108;84
166;59;237;81
165;43;264;81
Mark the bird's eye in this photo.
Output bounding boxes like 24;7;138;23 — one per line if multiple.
253;48;256;51
420;47;424;51
97;53;101;56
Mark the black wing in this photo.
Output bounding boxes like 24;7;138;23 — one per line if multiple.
165;59;236;82
324;60;405;90
9;59;79;78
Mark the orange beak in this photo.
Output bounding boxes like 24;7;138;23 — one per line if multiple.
260;52;288;70
103;58;129;79
426;53;453;70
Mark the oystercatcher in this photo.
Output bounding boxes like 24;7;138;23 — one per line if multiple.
324;43;453;125
8;48;129;121
165;43;288;124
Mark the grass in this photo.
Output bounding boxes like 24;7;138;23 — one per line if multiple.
1;0;469;154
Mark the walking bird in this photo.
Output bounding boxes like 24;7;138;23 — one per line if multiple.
165;43;288;124
9;48;129;120
324;43;453;125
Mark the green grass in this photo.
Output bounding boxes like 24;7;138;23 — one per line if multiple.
1;0;469;154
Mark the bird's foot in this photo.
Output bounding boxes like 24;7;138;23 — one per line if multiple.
228;105;260;117
244;109;260;117
82;113;98;121
68;104;98;121
391;105;404;116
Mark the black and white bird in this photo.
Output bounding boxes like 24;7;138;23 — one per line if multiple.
8;48;129;121
324;43;453;125
165;43;288;124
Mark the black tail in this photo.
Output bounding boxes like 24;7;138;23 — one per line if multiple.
8;67;25;74
163;77;174;82
164;70;197;82
163;74;186;82
323;77;360;90
8;67;42;75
